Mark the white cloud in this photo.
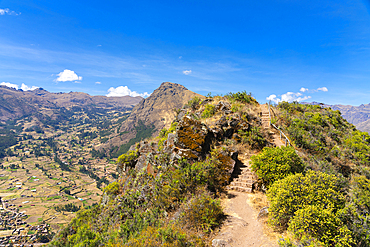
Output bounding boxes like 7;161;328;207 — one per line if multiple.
179;56;182;59
267;86;328;103
95;81;101;84
281;92;311;102
266;94;278;103
20;83;38;91
267;92;311;104
0;8;20;15
106;86;150;98
0;82;19;89
317;87;328;92
182;70;192;75
0;82;38;91
55;69;82;82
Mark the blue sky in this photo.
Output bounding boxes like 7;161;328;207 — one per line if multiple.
1;0;370;105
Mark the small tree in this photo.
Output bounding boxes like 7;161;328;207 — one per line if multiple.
267;170;345;228
288;205;353;247
117;150;138;173
251;146;304;187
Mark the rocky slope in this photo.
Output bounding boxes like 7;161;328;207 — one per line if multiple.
0;85;141;122
102;82;204;151
50;91;267;246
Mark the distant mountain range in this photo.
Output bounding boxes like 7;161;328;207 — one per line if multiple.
0;85;142;122
308;101;370;133
0;82;203;158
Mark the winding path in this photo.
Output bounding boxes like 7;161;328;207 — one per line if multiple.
212;104;285;246
213;191;277;247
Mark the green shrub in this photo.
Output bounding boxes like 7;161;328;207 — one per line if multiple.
278;237;321;247
180;151;233;194
267;170;345;228
158;122;178;150
239;126;266;150
344;131;370;165
288;205;353;247
251;146;304;187
226;91;257;104
104;181;120;196
117;150;138;172
66;224;103;247
186;96;201;110
201;104;215;118
338;176;370;246
231;102;243;113
182;193;224;233
125;224;204;247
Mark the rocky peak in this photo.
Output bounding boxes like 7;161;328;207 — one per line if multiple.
118;82;203;133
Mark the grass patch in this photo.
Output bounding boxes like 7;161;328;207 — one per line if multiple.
47;196;61;201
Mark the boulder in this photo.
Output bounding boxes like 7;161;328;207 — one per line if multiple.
174;115;212;156
217;148;238;174
212;239;231;247
215;101;231;112
200;98;214;106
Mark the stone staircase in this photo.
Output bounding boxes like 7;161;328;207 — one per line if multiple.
228;160;258;193
228;104;281;193
261;104;271;129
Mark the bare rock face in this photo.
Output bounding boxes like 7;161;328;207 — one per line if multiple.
174;115;212;159
119;82;204;134
216;148;238;175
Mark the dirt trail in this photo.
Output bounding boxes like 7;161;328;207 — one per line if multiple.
212;104;284;246
213;191;277;247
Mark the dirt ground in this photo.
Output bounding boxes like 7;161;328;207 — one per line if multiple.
214;191;278;247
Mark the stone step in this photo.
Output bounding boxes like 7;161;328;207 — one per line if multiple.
231;180;249;186
229;186;252;193
239;174;254;179
232;180;253;185
239;173;257;178
230;181;253;187
234;178;255;184
239;171;254;176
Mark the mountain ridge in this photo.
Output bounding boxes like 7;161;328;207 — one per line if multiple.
0;85;142;122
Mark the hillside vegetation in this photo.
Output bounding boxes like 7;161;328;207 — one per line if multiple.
50;96;370;246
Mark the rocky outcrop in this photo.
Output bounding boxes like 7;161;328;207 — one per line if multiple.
173;115;212;159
